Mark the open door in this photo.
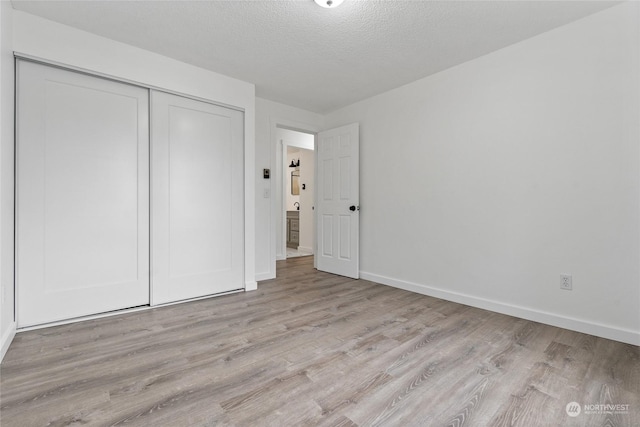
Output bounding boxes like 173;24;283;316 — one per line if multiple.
316;123;359;279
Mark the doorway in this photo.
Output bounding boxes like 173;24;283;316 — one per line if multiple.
277;128;315;260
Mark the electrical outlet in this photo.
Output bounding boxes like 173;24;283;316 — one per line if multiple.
560;274;572;291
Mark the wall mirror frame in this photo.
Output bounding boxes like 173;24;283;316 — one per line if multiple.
291;170;300;195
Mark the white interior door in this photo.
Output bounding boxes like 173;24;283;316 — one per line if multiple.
151;91;244;304
16;60;150;327
316;123;359;278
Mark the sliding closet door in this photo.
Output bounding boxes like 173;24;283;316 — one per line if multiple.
151;91;244;304
16;60;150;327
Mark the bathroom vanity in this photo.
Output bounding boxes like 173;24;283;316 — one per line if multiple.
286;211;300;248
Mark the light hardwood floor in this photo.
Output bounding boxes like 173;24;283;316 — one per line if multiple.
1;257;638;426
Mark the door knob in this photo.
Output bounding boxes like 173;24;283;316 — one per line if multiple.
349;205;359;211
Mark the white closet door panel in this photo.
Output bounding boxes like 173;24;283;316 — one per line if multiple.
151;91;244;304
16;60;149;327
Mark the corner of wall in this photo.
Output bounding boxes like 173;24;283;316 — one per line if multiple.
245;280;258;291
326;3;640;345
0;0;16;363
361;272;640;346
254;97;325;283
0;320;16;363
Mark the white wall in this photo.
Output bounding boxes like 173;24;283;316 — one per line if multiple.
325;3;640;345
0;1;15;362
255;98;323;280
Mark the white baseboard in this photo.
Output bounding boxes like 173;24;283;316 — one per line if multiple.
360;271;640;346
255;271;275;281
297;246;313;253
245;280;258;292
1;321;16;363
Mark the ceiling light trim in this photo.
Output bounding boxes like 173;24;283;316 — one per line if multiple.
314;0;344;9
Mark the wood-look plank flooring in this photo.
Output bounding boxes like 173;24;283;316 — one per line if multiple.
1;256;638;426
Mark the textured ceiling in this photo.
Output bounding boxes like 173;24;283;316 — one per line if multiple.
11;0;619;113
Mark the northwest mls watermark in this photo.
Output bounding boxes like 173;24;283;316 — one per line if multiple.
566;401;631;417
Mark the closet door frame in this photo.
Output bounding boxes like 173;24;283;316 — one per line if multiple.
14;56;249;328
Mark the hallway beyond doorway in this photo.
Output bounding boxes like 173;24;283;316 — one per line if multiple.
286;247;313;259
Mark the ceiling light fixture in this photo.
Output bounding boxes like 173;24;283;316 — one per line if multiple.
314;0;344;8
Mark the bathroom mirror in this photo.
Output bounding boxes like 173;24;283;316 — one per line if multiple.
291;171;300;195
